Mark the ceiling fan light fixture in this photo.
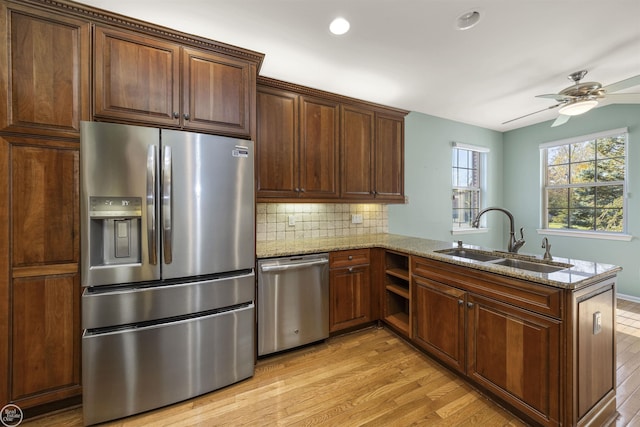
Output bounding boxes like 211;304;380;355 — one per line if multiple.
329;17;350;35
558;99;599;116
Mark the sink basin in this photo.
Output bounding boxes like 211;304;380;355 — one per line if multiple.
436;248;503;262
491;258;569;273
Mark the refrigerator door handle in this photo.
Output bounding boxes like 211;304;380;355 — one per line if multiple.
146;145;158;265
162;146;173;264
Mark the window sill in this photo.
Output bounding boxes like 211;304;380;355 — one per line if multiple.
537;229;633;242
451;228;488;236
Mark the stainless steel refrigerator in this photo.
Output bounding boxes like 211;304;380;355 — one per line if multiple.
80;121;255;425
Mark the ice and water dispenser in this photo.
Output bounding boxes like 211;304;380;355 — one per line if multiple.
89;196;142;267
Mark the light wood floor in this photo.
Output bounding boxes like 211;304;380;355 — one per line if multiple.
25;299;640;427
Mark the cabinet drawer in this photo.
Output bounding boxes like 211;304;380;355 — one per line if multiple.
412;256;562;319
330;249;370;268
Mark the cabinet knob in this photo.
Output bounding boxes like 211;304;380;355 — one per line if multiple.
300;188;305;192
172;112;179;119
184;114;190;120
458;299;464;306
348;267;354;273
467;302;474;308
295;188;300;192
348;255;353;260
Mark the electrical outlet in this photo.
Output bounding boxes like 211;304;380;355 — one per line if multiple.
288;215;296;226
593;311;602;335
351;214;363;224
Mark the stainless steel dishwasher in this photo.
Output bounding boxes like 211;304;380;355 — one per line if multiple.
258;253;329;356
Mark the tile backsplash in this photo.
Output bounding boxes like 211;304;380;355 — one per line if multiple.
256;203;388;241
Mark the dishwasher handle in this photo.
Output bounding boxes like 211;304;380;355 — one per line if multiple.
260;258;328;273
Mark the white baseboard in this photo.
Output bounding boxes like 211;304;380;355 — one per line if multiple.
617;293;640;304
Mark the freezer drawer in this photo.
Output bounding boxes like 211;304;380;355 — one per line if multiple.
82;303;255;426
82;271;254;330
258;254;329;356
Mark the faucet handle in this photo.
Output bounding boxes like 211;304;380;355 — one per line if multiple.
542;237;552;260
518;227;525;240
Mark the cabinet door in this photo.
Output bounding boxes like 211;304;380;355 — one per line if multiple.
94;26;180;127
11;144;78;267
7;137;81;408
413;276;466;373
0;2;90;138
11;274;80;404
341;105;374;199
467;294;560;426
256;87;299;198
299;96;339;199
182;47;251;136
329;265;371;332
375;114;404;201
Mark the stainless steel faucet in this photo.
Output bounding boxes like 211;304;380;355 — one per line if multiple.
472;207;525;253
542;237;552;260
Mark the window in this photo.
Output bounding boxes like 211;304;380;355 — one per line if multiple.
452;143;488;230
541;128;628;234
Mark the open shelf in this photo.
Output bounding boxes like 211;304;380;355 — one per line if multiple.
383;251;411;336
386;267;409;281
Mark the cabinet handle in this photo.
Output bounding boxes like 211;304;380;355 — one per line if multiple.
300;188;305;192
458;299;464;306
184;114;190;120
295;188;300;192
172;112;179;119
467;302;474;308
348;255;353;260
348;267;354;273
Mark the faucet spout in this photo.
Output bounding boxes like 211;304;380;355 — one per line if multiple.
472;207;525;253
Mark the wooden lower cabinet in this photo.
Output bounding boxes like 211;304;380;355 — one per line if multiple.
11;273;81;405
413;276;465;373
467;294;561;425
1;135;81;414
329;250;371;332
411;255;617;427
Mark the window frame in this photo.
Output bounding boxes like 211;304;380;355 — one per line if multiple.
540;127;629;238
451;142;489;233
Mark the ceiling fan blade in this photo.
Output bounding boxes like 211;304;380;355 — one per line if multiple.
502;104;562;125
602;74;640;93
536;93;574;101
602;93;640;103
551;114;571;127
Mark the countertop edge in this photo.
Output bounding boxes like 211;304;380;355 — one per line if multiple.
256;234;622;290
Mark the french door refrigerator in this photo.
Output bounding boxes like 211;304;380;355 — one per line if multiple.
80;121;255;425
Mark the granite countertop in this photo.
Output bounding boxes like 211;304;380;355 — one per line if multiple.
256;233;622;290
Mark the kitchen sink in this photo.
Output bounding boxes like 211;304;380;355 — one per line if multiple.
435;248;503;262
491;258;570;273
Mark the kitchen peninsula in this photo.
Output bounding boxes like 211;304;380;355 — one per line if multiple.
258;233;621;427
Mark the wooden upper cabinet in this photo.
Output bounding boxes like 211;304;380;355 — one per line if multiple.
94;26;181;127
299;96;339;199
94;27;253;137
182;47;251;136
256;86;299;198
375;114;404;201
0;2;90;138
341;105;374;199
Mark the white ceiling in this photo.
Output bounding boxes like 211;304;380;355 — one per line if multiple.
75;0;640;132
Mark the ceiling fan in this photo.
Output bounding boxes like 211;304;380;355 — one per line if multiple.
504;70;640;127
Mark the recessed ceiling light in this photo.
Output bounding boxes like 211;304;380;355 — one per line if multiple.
330;17;350;35
455;10;481;30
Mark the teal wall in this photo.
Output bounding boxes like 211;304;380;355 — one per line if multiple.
389;105;640;299
388;112;505;250
503;104;640;299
